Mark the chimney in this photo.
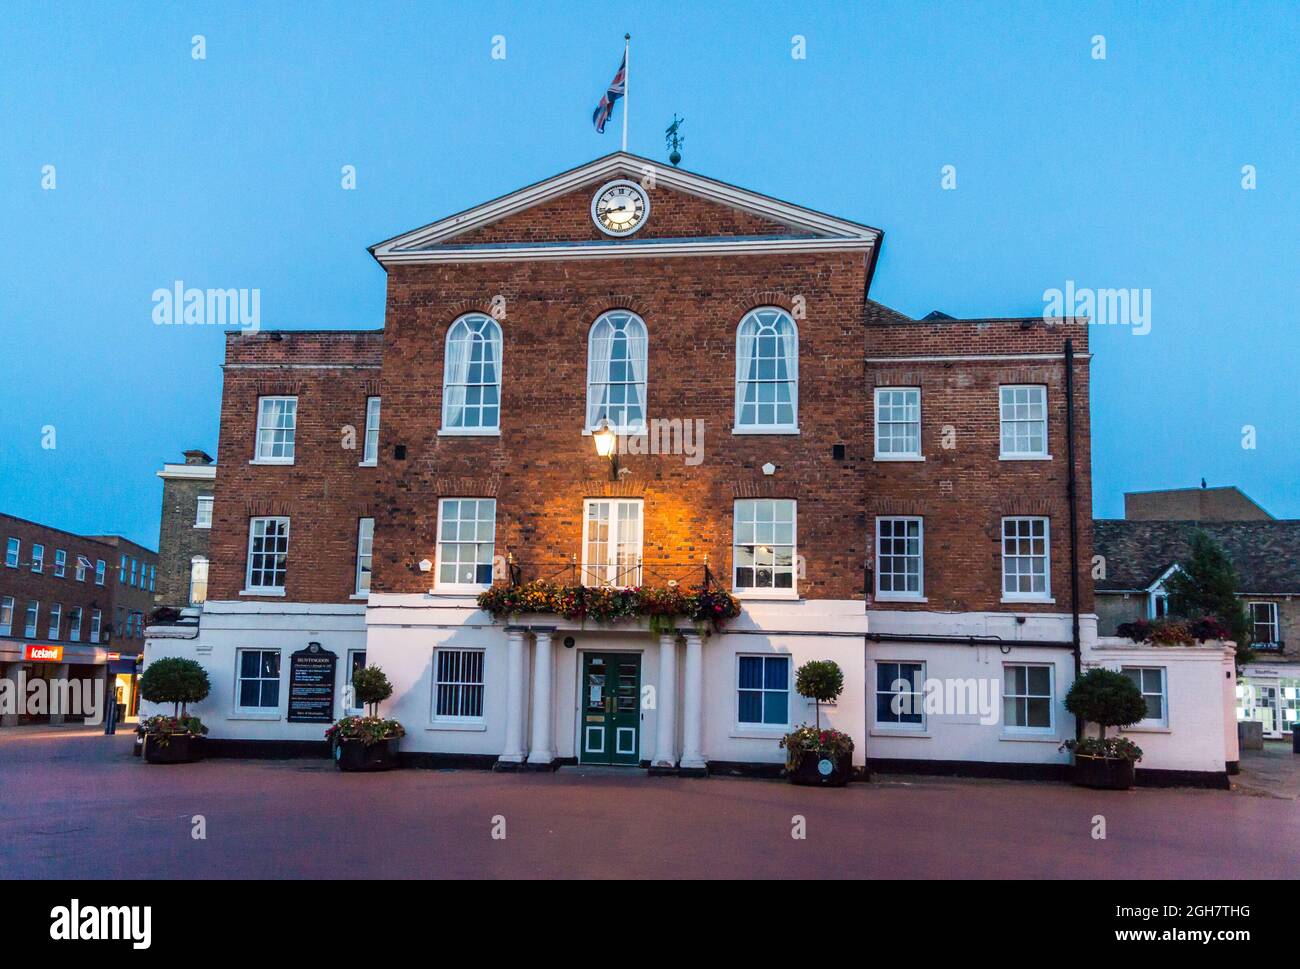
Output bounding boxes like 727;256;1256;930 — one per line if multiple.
183;449;215;466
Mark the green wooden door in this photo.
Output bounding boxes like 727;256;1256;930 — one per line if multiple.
580;652;642;765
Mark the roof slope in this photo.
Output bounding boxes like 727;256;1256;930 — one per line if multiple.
1094;519;1300;593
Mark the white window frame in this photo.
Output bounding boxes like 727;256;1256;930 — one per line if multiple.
875;516;924;601
253;395;298;464
150;564;156;592
435;499;497;592
195;495;214;528
0;596;13;636
95;559;105;585
345;648;367;715
189;557;209;605
431;647;486;724
31;544;44;573
4;538;17;568
1001;516;1052;603
1122;666;1168;729
90;609;101;644
1249;601;1280;646
130;558;137;587
235;647;282;715
243;517;290;595
734;307;799;434
441;315;503;435
580;498;644;588
24;601;39;638
67;606;82;643
585;310;648;434
874;660;927;731
75;555;87;582
361;396;382;462
119;555;126;583
1002;663;1055;734
998;384;1050;460
874;387;922;460
735;653;792;731
354;518;374;597
47;602;62;641
54;549;66;577
731;498;797;599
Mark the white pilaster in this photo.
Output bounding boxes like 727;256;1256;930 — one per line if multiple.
500;628;528;763
652;633;679;768
680;630;706;770
526;629;555;765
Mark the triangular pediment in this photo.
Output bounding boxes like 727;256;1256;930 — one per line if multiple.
370;152;880;265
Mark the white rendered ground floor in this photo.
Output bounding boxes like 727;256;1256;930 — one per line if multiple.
143;597;1237;785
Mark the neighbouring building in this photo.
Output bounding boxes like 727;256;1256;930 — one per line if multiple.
154;450;216;610
1;513;157;725
1094;487;1299;739
144;152;1236;785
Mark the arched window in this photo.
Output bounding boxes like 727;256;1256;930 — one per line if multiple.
586;310;647;432
735;307;798;431
441;314;502;432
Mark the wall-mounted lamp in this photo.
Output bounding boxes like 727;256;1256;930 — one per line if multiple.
592;418;620;481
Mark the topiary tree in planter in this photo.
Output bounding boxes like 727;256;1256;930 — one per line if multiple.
781;660;856;787
137;657;211;764
1062;667;1148;789
795;659;844;730
326;666;404;772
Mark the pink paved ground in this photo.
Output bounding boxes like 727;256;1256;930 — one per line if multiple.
1;727;1294;879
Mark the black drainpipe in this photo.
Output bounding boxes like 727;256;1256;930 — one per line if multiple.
1064;337;1083;739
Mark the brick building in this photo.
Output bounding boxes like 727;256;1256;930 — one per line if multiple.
1;513;156;725
144;153;1235;783
154;450;217;609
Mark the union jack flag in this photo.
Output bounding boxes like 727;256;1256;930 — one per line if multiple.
592;51;626;134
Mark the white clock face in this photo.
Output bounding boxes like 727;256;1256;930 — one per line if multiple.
591;180;650;237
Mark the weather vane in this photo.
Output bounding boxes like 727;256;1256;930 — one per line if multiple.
665;114;685;166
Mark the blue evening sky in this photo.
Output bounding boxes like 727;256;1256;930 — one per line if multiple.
1;1;1296;549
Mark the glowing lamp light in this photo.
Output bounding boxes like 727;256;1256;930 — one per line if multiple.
592;419;617;458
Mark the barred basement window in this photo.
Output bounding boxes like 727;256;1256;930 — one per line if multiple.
876;517;923;599
245;517;289;593
874;387;921;459
433;648;485;721
255;396;297;462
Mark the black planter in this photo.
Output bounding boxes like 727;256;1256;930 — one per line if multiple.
143;733;204;765
1072;753;1136;790
788;749;853;787
333;736;401;772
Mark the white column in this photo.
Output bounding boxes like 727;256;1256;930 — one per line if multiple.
652;633;679;768
500;628;528;763
526;629;555;765
680;631;705;771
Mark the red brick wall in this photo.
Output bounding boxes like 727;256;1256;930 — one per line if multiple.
448;183;802;246
865;319;1094;613
373;251;871;600
206;331;384;602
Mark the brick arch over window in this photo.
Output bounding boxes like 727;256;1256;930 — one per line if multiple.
730;290;798;318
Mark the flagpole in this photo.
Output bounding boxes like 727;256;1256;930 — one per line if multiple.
622;33;630;153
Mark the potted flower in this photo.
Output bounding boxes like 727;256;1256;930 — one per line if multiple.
1061;668;1148;790
779;660;855;786
325;666;405;772
137;656;211;764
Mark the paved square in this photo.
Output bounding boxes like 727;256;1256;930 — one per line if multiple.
1;728;1294;879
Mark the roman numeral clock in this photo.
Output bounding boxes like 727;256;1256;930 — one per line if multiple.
591;179;650;236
